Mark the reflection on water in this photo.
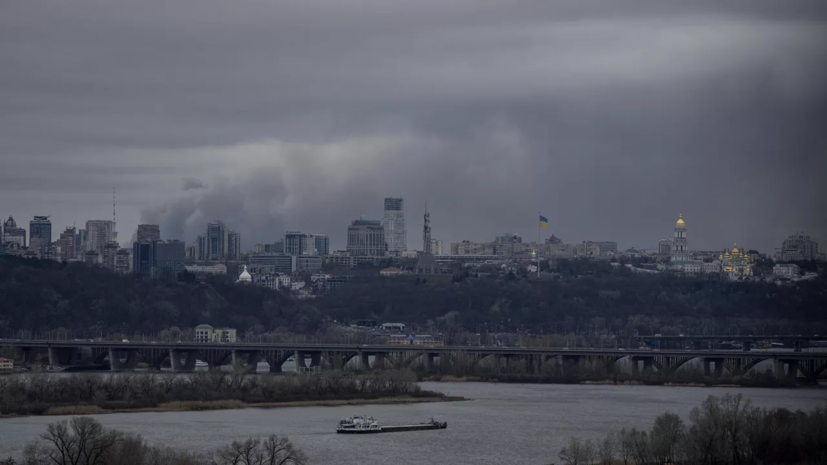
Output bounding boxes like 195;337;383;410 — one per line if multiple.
1;382;825;464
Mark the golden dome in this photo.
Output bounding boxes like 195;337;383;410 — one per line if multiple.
676;214;685;226
732;243;739;254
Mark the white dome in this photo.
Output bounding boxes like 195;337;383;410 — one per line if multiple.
237;265;252;283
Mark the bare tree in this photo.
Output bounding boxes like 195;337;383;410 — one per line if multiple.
617;428;634;465
720;393;753;465
650;412;685;462
260;435;306;465
38;417;122;465
598;433;616;465
213;435;305;465
558;437;595;465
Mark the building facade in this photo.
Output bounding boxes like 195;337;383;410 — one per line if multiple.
249;253;296;274
347;219;386;256
778;232;820;261
153;240;186;281
115;248;132;273
29;216;52;257
136;224;161;243
86;220;115;255
285;232;315;255
57;227;76;261
206;221;228;261
227;231;241;261
2;216;26;248
671;214;688;262
133;242;153;276
773;263;800;278
185;264;227;275
658;239;672;256
430;238;443;255
314;234;330;256
382;197;406;254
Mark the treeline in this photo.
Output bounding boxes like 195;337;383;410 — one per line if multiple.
316;260;827;334
554;394;827;465
0;371;435;415
0;256;324;334
4;416;306;465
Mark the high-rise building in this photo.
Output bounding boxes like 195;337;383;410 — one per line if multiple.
136;224;161;243
2;216;26;248
102;241;120;270
778;232;820;261
133;242;153;276
195;234;206;261
76;229;87;254
57;227;76;261
153;240;186;280
115;248;132;274
347;219;386;257
430;238;443;255
671;214;688;262
29;216;52;257
314;234;330;255
227;231;241;260
285;232;314;255
86;220;115;255
206;221;229;261
382;197;406;254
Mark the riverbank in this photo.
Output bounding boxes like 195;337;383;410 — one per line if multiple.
0;395;465;418
418;373;821;388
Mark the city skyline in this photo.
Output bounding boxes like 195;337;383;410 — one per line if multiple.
2;1;825;254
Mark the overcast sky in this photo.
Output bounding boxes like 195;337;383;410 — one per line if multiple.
2;0;826;252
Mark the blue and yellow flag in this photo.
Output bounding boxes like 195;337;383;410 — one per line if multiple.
539;214;549;228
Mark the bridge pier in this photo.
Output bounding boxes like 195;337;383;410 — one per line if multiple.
703;358;724;378
775;359;799;381
631;356;654;376
169;349;197;372
232;350;260;373
360;352;371;371
108;348;138;371
48;347;81;366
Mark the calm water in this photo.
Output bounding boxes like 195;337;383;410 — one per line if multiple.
1;382;825;464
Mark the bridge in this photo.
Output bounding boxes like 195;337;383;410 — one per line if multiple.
3;340;826;382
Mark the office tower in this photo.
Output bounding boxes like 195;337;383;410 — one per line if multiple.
76;229;87;254
285;232;314;255
347;219;386;256
382;197;406;254
195;234;205;261
137;224;161;243
153;240;186;281
2;216;26;247
227;231;241;260
133;242;153;276
29;216;52;257
58;227;76;261
206;221;228;261
86;220;115;255
314;234;330;255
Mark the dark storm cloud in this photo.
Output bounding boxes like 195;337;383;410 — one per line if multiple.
1;0;825;250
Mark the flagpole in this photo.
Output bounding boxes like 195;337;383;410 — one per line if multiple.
537;211;541;278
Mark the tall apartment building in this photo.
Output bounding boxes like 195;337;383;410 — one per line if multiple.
102;242;120;270
430;238;443;255
29;216;52;257
382;197;406;254
136;224;161;243
195;234;206;261
75;229;87;254
347;219;386;257
86;220;115;255
115;248;132;273
153;240;186;280
57;227;76;261
779;232;820;261
284;232;329;255
227;231;241;260
206;221;228;261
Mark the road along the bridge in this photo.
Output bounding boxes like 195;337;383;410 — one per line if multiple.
4;340;826;382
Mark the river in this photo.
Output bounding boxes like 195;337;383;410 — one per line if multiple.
1;382;825;464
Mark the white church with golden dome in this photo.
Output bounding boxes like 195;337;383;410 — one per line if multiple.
720;243;753;279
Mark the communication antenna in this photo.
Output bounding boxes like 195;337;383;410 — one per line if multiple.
113;188;116;225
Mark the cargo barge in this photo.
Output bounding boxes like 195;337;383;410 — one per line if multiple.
336;416;447;434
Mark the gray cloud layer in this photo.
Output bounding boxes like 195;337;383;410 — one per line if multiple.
2;0;826;252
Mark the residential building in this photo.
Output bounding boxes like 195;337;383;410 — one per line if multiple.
85;220;115;255
194;324;238;343
381;323;406;332
185;264;227;275
323;251;379;268
380;267;402;276
451;241;495;256
430;239;443;255
227;231;241;260
136;224;160;243
671;214;688;262
75;229;87;254
773;263;800;278
778;232;820;261
285;232;317;255
382;197;406;254
29;216;52;257
153;240;186;280
0;357;13;371
658;239;672;256
57;227;76;261
2;216;26;248
249;253;296;274
102;241;119;270
702;261;722;274
347;219;385;256
115;248;132;273
83;250;100;265
582;241;617;258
